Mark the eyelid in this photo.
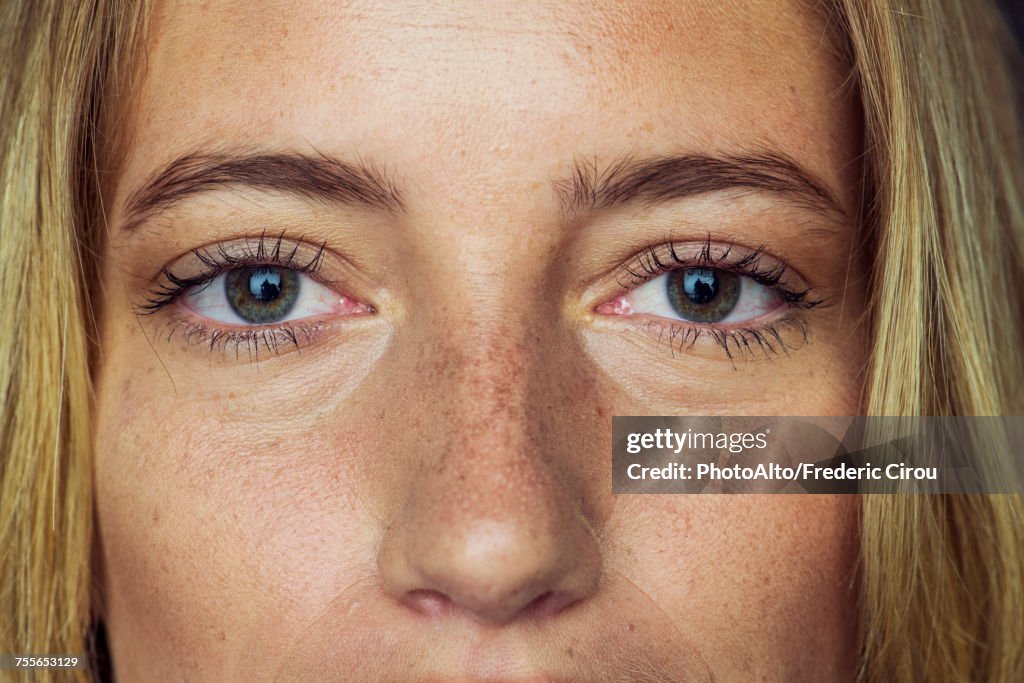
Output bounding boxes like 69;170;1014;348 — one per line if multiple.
622;315;813;363
162;234;328;285
621;241;788;288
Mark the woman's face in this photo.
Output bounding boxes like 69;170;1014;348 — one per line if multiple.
94;1;866;680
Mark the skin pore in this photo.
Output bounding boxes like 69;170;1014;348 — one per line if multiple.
93;1;867;680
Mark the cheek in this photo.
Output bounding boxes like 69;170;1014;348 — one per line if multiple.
581;327;866;416
606;495;858;678
93;364;383;678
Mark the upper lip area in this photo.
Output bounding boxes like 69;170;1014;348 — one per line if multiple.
416;679;568;683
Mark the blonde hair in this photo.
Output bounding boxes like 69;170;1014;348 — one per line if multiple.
0;1;1021;681
836;1;1024;679
0;2;147;680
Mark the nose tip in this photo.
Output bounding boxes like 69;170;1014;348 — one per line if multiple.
379;512;601;626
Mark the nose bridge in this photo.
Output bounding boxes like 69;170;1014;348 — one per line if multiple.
446;321;533;455
420;317;562;514
400;207;573;490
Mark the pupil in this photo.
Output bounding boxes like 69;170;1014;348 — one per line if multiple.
683;268;718;304
249;268;282;301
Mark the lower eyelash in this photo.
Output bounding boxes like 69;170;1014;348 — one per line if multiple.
159;318;324;361
640;316;810;364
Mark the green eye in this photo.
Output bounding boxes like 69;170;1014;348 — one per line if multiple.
225;267;300;324
665;268;740;323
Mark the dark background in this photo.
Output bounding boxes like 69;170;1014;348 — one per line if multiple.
1002;0;1024;47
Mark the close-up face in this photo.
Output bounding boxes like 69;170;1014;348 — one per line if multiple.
93;0;868;680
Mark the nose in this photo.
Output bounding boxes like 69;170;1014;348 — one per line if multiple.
376;334;603;626
379;503;601;625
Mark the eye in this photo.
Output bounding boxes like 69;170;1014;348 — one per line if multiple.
184;266;360;325
600;267;784;324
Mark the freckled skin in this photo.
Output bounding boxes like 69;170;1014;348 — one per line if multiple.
94;0;866;681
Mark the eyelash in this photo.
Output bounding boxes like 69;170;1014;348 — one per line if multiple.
613;236;827;362
136;233;334;358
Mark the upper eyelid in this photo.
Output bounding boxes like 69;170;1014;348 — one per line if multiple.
191;234;327;272
136;236;340;316
156;235;333;286
615;240;790;289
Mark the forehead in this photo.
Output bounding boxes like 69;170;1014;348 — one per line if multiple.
116;0;854;213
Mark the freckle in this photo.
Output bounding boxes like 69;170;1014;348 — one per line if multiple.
567;647;574;658
628;622;636;632
152;508;160;524
218;631;226;641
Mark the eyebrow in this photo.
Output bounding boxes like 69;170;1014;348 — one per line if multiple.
120;151;405;232
554;152;846;219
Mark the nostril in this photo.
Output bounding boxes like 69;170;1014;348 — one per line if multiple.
402;589;454;618
523;591;576;619
377;482;604;627
402;587;578;623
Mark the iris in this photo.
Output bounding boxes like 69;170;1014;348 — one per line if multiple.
225;266;300;324
665;268;740;323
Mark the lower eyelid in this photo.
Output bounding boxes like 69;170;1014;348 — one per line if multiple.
139;286;376;362
152;314;332;360
595;313;812;362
